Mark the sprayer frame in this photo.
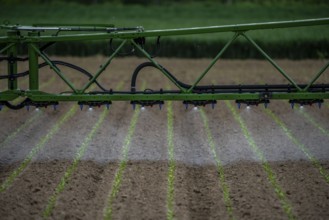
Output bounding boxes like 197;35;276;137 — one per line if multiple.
0;18;329;107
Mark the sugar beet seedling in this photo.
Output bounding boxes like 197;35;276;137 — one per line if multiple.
0;18;329;111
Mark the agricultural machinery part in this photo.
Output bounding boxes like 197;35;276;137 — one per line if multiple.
0;18;329;110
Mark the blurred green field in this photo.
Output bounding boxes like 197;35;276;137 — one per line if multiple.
0;2;329;58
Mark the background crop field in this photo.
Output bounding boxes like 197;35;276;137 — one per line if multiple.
1;0;328;58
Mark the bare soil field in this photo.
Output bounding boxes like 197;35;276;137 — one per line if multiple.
0;57;329;219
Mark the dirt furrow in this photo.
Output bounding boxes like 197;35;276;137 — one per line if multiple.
110;108;168;219
50;103;133;219
0;107;95;218
267;104;329;162
240;104;329;219
172;105;228;220
0;107;71;179
203;106;288;219
270;161;329;219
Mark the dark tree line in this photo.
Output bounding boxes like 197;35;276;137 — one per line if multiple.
1;0;327;5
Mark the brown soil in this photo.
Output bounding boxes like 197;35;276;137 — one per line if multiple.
0;57;329;219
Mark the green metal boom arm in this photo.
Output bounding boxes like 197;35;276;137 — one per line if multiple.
0;18;328;110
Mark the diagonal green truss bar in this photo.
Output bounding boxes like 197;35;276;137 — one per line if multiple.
187;33;239;93
131;39;187;92
31;44;78;93
242;33;303;91
303;62;329;92
81;40;127;93
0;18;329;105
0;43;14;54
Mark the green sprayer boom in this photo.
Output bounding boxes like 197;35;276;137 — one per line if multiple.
0;18;329;110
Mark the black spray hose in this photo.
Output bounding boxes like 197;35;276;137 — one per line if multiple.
131;62;191;92
2;60;110;109
0;60;108;91
130;62;257;92
4;98;30;110
130;62;329;92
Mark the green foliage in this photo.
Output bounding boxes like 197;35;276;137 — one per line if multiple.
0;0;328;5
0;1;328;58
35;38;328;59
